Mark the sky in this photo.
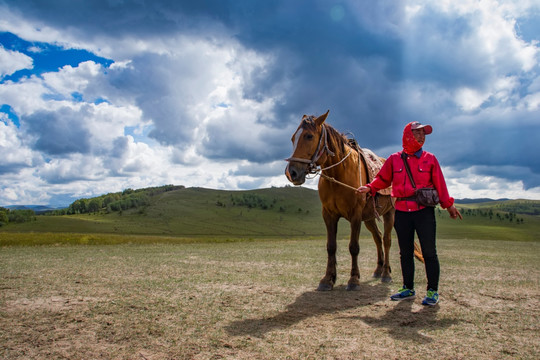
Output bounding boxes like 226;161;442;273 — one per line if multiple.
0;0;539;207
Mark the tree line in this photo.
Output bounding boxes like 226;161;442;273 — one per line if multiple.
460;208;524;223
437;207;525;224
492;200;540;215
215;193;310;214
49;185;184;215
0;207;36;226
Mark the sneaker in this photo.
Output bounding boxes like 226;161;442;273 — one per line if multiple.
422;289;439;306
390;286;416;301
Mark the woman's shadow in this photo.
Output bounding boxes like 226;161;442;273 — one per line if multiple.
225;284;460;341
224;281;389;338
350;299;459;343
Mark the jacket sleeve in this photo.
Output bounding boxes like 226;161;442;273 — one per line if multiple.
431;156;454;209
367;154;394;196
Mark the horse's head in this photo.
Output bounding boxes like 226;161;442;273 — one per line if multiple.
285;110;330;185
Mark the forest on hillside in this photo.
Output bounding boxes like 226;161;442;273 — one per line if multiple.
49;185;184;215
24;185;540;227
0;208;36;226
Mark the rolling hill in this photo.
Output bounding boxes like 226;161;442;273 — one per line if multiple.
1;186;539;242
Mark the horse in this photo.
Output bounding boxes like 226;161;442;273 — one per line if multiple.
285;110;409;291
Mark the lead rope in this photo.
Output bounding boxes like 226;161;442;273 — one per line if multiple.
318;171;381;222
317;147;381;222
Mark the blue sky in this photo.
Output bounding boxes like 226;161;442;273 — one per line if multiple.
0;0;539;206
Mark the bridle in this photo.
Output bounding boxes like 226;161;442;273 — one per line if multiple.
285;119;351;175
285;119;378;217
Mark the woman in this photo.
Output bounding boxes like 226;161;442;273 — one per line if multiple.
357;121;462;306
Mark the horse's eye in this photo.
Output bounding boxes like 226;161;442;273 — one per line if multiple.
305;134;314;140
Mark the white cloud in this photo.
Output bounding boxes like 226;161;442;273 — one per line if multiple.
522;92;540;110
453;77;519;111
37;154;106;184
521;76;540;110
41;61;103;96
1;0;539;205
0;116;35;170
445;165;540;200
0;76;52;115
454;87;490;112
0;46;33;78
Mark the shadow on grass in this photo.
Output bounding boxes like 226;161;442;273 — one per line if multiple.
351;299;460;343
224;281;390;338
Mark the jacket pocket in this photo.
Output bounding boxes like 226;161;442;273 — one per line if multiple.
393;166;404;178
393;166;407;187
417;163;433;184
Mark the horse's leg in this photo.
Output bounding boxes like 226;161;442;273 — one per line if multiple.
381;207;395;282
318;209;339;291
346;218;362;291
364;219;387;281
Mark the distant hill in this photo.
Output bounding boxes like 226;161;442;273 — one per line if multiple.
4;205;59;214
2;186;539;241
4;197;524;211
2;192;531;212
1;186;331;238
455;198;510;204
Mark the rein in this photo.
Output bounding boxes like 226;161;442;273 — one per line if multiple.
285;124;382;220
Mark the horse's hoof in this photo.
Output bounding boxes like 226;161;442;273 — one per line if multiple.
372;273;382;279
381;276;392;283
317;283;333;291
346;283;361;291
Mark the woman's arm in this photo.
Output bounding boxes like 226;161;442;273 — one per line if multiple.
357;154;395;196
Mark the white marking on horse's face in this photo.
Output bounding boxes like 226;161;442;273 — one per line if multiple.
292;127;303;154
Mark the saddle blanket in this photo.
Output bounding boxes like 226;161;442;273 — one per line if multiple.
357;147;392;196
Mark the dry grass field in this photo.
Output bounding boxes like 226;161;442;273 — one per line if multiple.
1;237;538;359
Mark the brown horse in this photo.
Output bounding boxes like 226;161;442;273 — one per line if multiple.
285;110;397;291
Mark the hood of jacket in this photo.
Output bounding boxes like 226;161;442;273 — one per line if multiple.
402;122;423;155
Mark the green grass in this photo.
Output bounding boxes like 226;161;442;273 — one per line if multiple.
435;207;539;241
1;187;539;244
0;187;338;242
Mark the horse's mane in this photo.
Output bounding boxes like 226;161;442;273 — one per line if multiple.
301;117;350;156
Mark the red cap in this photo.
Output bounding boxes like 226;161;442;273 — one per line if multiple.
410;121;432;135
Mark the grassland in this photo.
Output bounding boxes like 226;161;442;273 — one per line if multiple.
1;186;539;358
1;238;538;359
1;187;327;239
1;186;539;244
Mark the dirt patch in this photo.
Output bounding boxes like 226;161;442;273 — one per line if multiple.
5;296;100;312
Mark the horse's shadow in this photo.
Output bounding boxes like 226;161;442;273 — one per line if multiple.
224;281;390;338
349;299;460;343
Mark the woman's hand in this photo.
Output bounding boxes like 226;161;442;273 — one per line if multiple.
447;205;463;220
356;186;370;194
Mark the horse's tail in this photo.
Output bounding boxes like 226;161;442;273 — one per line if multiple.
414;241;424;263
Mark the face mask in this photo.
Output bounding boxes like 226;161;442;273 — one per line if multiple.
402;122;422;155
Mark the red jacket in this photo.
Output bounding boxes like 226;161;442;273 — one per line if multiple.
367;150;454;212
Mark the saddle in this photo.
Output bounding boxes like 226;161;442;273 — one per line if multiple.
348;139;392;196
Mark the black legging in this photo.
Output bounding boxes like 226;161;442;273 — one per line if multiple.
394;207;439;291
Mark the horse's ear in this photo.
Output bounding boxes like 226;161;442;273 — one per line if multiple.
315;110;330;126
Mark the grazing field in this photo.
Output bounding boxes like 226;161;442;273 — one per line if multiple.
1;237;538;359
2;186;540;242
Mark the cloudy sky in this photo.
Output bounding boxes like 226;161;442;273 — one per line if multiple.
1;0;539;206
